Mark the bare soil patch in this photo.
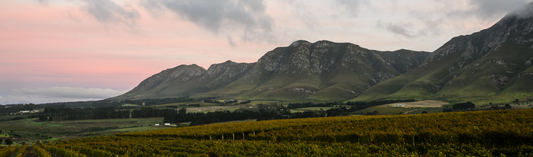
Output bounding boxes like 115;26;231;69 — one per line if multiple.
23;146;36;157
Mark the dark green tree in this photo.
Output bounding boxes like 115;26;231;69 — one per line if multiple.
505;104;512;109
453;102;475;110
4;138;13;145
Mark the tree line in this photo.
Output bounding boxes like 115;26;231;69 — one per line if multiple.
0;104;35;114
164;104;329;125
123;96;210;106
163;99;415;126
38;107;177;121
38;99;416;123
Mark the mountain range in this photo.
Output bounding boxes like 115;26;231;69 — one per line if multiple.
113;3;533;104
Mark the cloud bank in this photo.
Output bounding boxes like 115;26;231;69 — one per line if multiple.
374;0;530;38
36;0;140;27
0;87;125;104
334;0;367;17
510;1;533;18
469;0;528;19
81;0;140;27
141;0;276;43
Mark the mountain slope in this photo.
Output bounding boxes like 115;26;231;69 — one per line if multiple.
116;3;533;103
353;4;533;103
115;40;430;101
118;61;255;99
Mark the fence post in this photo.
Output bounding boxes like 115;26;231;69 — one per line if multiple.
412;136;415;146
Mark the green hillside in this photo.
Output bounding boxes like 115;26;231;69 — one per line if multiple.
352;9;533;104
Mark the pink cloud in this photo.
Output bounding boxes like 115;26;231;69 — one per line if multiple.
0;1;272;94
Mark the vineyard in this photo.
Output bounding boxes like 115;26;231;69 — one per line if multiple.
2;109;533;156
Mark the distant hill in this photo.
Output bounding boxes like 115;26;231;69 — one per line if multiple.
113;3;533;103
113;41;429;101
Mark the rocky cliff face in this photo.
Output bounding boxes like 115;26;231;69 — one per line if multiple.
201;61;255;89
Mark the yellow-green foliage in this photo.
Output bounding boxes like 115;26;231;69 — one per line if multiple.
44;145;86;157
33;145;51;157
0;145;18;157
15;144;26;157
41;109;533;156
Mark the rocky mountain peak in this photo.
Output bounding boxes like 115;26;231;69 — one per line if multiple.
128;64;206;91
169;64;206;78
205;60;254;77
290;40;311;47
421;3;533;69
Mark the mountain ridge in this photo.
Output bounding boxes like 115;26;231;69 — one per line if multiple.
113;3;533;103
114;40;430;101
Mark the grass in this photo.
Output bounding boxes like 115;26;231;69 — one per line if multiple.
357;100;448;115
105;126;163;133
186;106;243;113
358;105;413;115
0;117;168;144
121;104;139;107
290;107;334;113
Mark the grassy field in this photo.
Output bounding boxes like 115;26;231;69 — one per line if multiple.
41;109;533;156
185;105;244;113
121;104;140;107
4;98;528;146
0;117;168;145
359;100;449;115
290;107;335;113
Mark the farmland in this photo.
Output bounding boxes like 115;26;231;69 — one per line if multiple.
0;117;168;145
359;100;449;114
3;109;532;156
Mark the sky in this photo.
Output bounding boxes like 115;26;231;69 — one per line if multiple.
1;0;532;104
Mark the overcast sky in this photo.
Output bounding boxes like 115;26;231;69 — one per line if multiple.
1;0;531;104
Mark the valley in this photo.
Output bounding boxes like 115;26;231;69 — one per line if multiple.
2;2;533;156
